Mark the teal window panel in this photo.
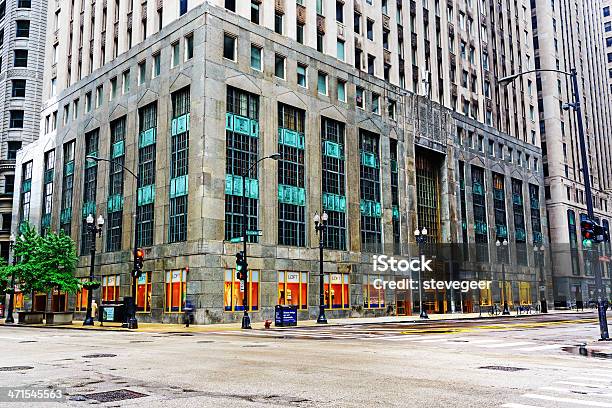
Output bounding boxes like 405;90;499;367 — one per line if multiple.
22;179;31;193
475;221;488;235
107;194;124;212
512;194;523;206
225;175;258;198
41;213;51;228
495;224;508;238
391;159;398;173
530;198;539;209
137;184;155;206
278;128;305;149
322;192;346;212
533;231;543;243
278;184;306;206
111;140;125;158
360;199;382;218
64;161;74;176
245;178;259;199
472;182;484;195
82;201;96;218
493;189;504;201
44;169;54;184
139;128;157;148
392;205;400;220
85;151;98;168
250;120;259;138
172;113;190;136
361;151;378;168
515;228;526;241
60;208;72;224
233;115;251;135
170;175;189;198
323;141;342;159
225;112;234;131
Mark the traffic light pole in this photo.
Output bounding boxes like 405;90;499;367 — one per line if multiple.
571;68;609;340
241;170;251;330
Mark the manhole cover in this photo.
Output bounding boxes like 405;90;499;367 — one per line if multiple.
479;366;527;372
78;389;148;402
0;366;33;371
82;353;117;358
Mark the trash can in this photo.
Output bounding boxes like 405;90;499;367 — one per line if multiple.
98;303;126;324
274;305;298;327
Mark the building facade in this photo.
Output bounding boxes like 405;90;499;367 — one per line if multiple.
605;1;612;93
0;0;47;264
531;0;612;307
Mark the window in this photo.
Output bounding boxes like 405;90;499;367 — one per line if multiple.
337;79;346;102
337;39;345;61
14;50;28;67
297;63;307;87
367;19;374;40
9;110;24;128
19;161;32;222
275;54;285;79
75;279;89;311
106;117;126;252
122;70;130;94
296;23;304;44
73;98;79;119
179;0;187;15
101;275;120;302
17;0;31;7
605;21;611;33
605;6;610;17
16;20;29;38
317;33;324;52
360;130;382;250
225;0;235;11
59;141;74;234
185;34;193;60
153;52;161;77
110;77;117;100
172;41;180;67
96;85;103;107
324;273;349;309
139;61;146;85
363;275;385;308
224;269;259;311
336;1;344;22
354;12;361;33
11;79;26;97
7;141;21;159
4;175;14;193
81;129;99;254
356;86;364;109
278;271;308;309
136;271;152;312
223;33;236;61
372;93;380;114
250;44;262;70
367;54;375;75
165;269;187;312
388;99;396;120
251;1;260;24
321;117;346;250
169;87;190;243
137;102;157;247
275;12;283;34
317;71;328;95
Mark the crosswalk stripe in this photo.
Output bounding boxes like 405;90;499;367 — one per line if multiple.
540;386;612;398
568;377;612;384
501;403;544;408
516;344;567;352
480;341;534;348
556;381;612;389
523;393;612;407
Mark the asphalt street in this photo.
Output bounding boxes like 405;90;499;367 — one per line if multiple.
0;312;611;407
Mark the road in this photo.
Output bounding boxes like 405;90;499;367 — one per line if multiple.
0;313;611;407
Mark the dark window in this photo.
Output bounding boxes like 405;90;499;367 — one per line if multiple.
11;79;26;97
225;0;235;11
321;117;346;250
106;117;126;252
4;175;14;194
169;87;190;243
360;130;382;251
185;34;193;59
17;0;30;7
16;20;29;38
60;141;75;234
41;149;55;235
0;1;4;19
367;19;374;40
7;141;22;159
251;1;260;24
14;49;28;67
179;0;187;15
106;212;123;252
19;161;32;223
223;34;236;60
472;166;488;262
9;110;24;128
354;12;361;33
275;12;283;34
137;103;157;247
1;213;11;231
81;130;99;255
336;1;344;22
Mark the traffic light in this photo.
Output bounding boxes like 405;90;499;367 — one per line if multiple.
581;218;596;248
235;251;246;280
134;248;144;276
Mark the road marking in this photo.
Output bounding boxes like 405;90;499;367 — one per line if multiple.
502;403;544;408
540;386;612;398
480;341;534;348
556;381;612;389
516;344;568;352
523;393;612;407
568;377;612;383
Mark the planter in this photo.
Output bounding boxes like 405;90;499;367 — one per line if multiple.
17;311;44;324
44;311;74;326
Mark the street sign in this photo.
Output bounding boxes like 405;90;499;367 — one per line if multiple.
246;230;263;236
240;280;245;292
230;237;244;243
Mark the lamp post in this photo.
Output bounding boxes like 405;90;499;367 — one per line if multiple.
314;211;328;324
240;153;282;330
534;245;548;313
4;233;17;324
86;155;140;329
496;238;510;315
84;214;104;326
499;68;609;339
414;227;429;319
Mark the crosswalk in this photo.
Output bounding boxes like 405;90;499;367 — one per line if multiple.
502;373;612;408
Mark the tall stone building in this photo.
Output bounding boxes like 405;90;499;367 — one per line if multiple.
13;1;548;323
605;1;612;93
0;0;47;262
531;0;612;307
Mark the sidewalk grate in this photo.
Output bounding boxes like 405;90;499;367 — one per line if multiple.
78;389;147;402
0;366;33;371
479;366;528;372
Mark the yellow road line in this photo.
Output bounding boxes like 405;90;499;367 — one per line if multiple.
400;318;598;335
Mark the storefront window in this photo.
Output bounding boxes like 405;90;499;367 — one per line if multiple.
519;282;531;305
51;289;67;312
278;271;308;309
75;278;89;311
102;275;120;303
363;274;384;308
165;269;187;312
136;271;152;312
324;273;349;309
479;282;492;306
224;269;259;312
502;281;513;306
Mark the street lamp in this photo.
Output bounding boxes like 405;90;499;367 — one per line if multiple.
86;155;140;329
533;245;548;313
314;211;328;324
4;233;17;324
240;153;282;330
496;238;510;315
84;214;104;326
499;68;609;339
414;227;429;319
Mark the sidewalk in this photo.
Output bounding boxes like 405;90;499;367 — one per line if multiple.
0;309;597;333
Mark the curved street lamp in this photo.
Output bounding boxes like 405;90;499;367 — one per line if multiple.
314;211;328;324
83;214;104;326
